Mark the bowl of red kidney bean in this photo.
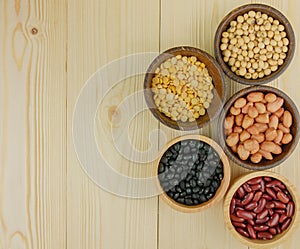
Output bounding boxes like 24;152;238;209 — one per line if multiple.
224;171;299;247
155;135;231;212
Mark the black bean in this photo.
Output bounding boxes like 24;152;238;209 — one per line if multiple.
158;163;165;173
174;143;180;151
199;194;207;202
190;179;197;188
173;193;179;200
185;198;193;206
186;188;192;195
183;146;190;154
193;186;200;193
177;198;185;204
204;187;210;195
206;192;214;200
158;140;224;206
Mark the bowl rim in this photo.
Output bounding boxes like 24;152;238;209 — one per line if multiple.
154;134;231;213
224;171;300;248
144;46;227;131
218;85;300;170
214;3;296;85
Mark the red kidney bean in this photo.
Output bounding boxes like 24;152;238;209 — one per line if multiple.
230;214;245;223
272;186;282;192
248;219;255;226
256;216;270;224
275;209;286;214
251;184;261;191
247;224;257;239
253;191;263;202
237;210;254;220
262;194;272;201
242;192;254;206
254;198;266;213
247;177;262;185
245;202;258;211
230;199;236;214
235;199;242;207
266;202;275;209
286;202;295;217
281;218;292;231
269;228;277;235
237;186;246;199
276;225;282;234
237;228;250;238
243;183;252;193
266;188;277;199
232;221;246;228
257;209;269;220
264;177;272;182
273;201;286;209
261;180;266;192
231;176;295;240
268;213;280;227
257;232;273;240
277;191;290;204
254;225;269;231
279;213;288;223
235;207;244;212
266;180;285;189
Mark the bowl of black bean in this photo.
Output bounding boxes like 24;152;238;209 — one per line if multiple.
156;135;231;212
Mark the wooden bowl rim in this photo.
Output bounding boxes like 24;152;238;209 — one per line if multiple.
218;85;300;170
214;3;296;85
144;46;226;131
154;134;231;213
224;171;300;248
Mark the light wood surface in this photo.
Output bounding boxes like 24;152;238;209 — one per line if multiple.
0;0;299;249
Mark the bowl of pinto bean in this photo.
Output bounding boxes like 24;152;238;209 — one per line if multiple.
218;85;300;170
224;171;299;247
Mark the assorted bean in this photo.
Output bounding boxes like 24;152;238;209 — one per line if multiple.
220;11;289;79
224;91;293;163
158;139;224;206
151;55;215;122
230;176;295;240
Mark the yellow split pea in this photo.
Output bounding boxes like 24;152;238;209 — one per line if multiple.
151;55;214;122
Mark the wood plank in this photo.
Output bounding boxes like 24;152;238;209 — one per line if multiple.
67;0;160;248
0;0;67;248
158;1;254;249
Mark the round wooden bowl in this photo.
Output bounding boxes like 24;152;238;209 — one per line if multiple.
154;135;231;213
218;85;300;170
214;4;295;85
144;46;226;130
224;171;300;248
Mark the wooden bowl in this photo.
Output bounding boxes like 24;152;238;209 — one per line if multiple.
224;171;300;248
218;85;300;170
154;135;230;213
214;4;295;85
144;46;226;130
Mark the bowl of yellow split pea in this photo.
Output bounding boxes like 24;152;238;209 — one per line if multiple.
144;46;226;130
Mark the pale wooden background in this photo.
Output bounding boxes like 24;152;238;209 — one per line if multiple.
0;0;299;248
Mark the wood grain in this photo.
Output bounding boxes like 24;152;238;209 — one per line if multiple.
1;0;300;248
0;0;66;248
67;0;160;249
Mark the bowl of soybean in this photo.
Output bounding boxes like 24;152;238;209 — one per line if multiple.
155;135;230;213
214;4;295;85
224;171;300;247
144;46;226;130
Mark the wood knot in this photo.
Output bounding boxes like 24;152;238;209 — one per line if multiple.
31;27;38;35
